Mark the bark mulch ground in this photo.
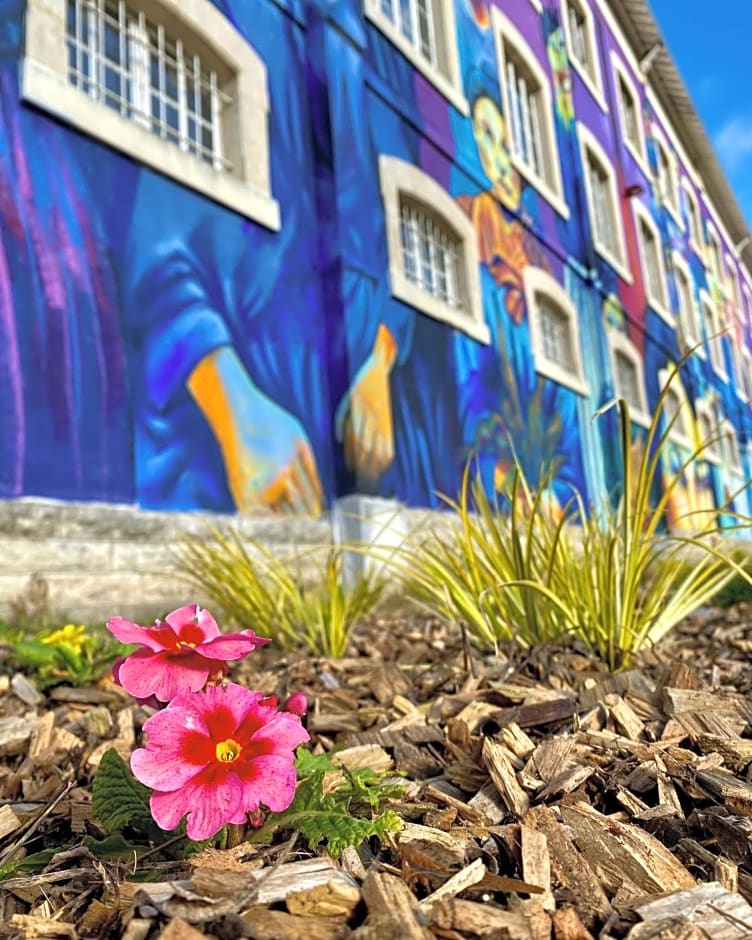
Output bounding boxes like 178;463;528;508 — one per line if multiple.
4;604;752;939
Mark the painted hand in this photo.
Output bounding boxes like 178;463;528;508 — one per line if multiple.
229;407;323;515
335;323;398;484
188;347;323;515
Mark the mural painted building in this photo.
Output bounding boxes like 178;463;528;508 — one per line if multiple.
2;0;752;578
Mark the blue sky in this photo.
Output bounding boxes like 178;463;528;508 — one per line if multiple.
649;0;752;228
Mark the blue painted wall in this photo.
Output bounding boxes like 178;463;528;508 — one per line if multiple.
1;0;750;523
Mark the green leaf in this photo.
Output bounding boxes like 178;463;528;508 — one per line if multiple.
83;833;148;860
0;847;60;880
91;748;154;835
253;748;403;857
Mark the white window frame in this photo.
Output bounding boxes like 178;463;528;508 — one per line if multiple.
633;200;670;322
743;347;752;402
672;251;700;346
577;122;631;282
490;7;569;220
560;0;607;111
706;226;724;286
658;367;693;450
611;53;648;174
607;330;650;426
681;180;703;256
720;419;742;474
364;0;468;114
523;266;589;395
379;155;488;343
729;315;747;401
23;0;279;229
695;398;720;464
651;123;681;228
700;288;728;380
726;255;742;316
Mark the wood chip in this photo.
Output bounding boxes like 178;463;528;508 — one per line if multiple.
633;880;752;939
482;738;529;818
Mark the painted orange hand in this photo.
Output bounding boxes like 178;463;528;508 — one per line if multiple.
335;324;397;484
188;347;323;516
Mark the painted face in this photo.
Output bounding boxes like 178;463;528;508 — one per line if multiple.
546;27;574;128
472;96;520;210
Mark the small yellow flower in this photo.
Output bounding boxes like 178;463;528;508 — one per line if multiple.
41;624;88;656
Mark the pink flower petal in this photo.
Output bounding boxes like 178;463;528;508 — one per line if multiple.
118;649;210;702
150;768;244;840
239;629;271;648
237;754;299;812
194;634;266;661
180;683;266;732
164;604;220;641
248;712;310;753
106;616;169;651
130;706;212;791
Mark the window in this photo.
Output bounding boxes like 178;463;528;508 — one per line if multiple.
365;0;466;112
659;371;693;449
608;331;649;425
720;420;742;472
727;259;742;317
701;290;727;378
707;228;724;285
523;267;588;394
491;8;568;218
22;0;279;227
578;123;629;279
561;0;606;108
672;253;700;344
652;127;680;223
682;181;703;252
743;348;752;401
611;54;647;171
379;155;488;343
729;316;747;399
400;201;461;307
633;202;669;318
695;400;720;463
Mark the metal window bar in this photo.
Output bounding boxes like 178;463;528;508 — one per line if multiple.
589;159;615;256
416;0;436;67
538;298;574;371
66;0;231;171
641;223;662;304
619;79;639;149
568;5;588;67
506;60;523;162
614;351;641;411
400;203;462;308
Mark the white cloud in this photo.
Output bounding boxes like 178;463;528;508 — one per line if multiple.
714;116;752;174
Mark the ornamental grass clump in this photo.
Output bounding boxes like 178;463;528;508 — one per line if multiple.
392;463;575;648
175;530;385;657
395;360;750;670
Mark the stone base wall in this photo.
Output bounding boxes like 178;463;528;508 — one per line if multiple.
0;499;334;624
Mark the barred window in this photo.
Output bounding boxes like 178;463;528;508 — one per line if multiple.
492;7;568;218
608;330;649;424
66;0;229;171
634;203;669;317
23;0;279;227
578;123;629;278
379;156;488;343
379;0;436;67
523;266;588;395
673;255;699;343
400;201;461;308
614;351;641;411
538;298;575;372
365;0;466;112
618;75;639;152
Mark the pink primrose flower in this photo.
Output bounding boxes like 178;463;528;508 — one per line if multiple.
130;682;310;840
107;604;269;702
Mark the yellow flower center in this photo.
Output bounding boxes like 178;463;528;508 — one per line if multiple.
215;738;242;763
176;640;196;649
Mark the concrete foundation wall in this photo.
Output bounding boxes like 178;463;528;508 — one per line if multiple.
0;499;334;624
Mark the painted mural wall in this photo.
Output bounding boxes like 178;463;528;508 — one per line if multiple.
1;0;751;524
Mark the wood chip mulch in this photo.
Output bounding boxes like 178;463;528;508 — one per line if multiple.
4;603;752;939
